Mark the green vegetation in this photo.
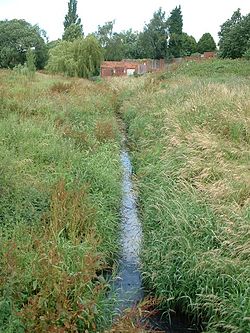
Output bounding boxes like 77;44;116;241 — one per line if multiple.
114;59;250;332
46;36;103;77
0;38;249;332
26;48;36;75
1;4;248;75
219;9;250;59
197;33;217;54
94;6;216;61
180;33;197;57
0;19;48;69
139;8;168;60
168;6;184;58
0;70;122;332
173;58;250;77
63;0;83;41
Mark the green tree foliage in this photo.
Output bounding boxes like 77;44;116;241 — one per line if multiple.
95;22;139;60
119;29;140;59
168;5;183;35
96;21;114;48
63;23;83;41
140;8;168;59
197;33;216;53
168;6;183;58
168;34;183;58
64;0;82;29
63;0;83;40
219;9;250;59
47;39;61;50
181;33;197;56
104;33;124;61
0;19;48;69
46;36;103;78
95;21;117;60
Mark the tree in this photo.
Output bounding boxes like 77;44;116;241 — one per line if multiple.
197;33;216;53
63;0;83;40
119;29;140;59
64;0;82;29
95;22;140;60
46;36;103;78
168;6;183;58
95;21;117;60
168;5;183;35
181;33;197;56
95;21;114;48
47;39;61;50
0;19;48;69
140;8;168;59
168;34;183;58
63;24;83;41
218;9;250;59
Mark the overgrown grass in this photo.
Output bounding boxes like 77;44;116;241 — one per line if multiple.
0;71;122;332
1;59;249;332
114;59;250;332
174;58;250;78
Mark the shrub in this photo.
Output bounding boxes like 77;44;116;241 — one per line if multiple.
243;48;250;60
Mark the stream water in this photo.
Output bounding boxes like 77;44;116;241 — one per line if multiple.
112;147;143;312
110;137;200;332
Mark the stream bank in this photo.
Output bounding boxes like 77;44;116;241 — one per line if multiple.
109;99;201;332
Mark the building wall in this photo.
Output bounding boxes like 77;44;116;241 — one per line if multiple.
100;53;216;78
203;51;216;59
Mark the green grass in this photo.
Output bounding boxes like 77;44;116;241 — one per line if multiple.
114;59;250;332
1;59;250;333
0;71;121;332
174;58;250;78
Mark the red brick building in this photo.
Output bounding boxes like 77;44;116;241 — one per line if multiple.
101;61;139;78
100;59;166;78
203;51;216;59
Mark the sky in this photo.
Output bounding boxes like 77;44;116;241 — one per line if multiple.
0;0;249;43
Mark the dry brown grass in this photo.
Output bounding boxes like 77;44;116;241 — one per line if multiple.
105;299;162;333
50;81;75;94
95;120;116;142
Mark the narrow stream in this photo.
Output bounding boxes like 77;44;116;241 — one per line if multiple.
110;132;201;332
112;145;144;312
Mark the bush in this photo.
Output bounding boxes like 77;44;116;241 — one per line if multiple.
243;48;250;60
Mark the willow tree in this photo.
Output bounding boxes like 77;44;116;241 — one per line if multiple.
46;36;103;78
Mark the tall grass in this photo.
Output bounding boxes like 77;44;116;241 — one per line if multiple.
115;60;250;332
0;71;121;331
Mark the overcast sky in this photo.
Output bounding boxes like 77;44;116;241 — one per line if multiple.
0;0;249;43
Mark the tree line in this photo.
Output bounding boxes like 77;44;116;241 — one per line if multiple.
0;0;249;78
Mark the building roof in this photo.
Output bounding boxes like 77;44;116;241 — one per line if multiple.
101;61;139;69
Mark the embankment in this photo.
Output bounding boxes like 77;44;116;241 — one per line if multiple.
113;59;250;332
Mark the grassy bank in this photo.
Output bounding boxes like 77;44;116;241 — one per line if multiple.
116;60;250;332
0;71;121;332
